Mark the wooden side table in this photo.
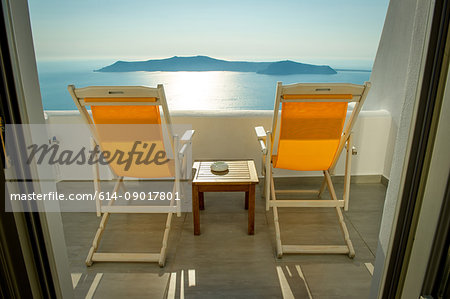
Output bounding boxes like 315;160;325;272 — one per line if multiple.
192;160;259;235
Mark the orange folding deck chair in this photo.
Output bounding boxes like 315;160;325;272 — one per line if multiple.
255;82;371;258
68;84;195;267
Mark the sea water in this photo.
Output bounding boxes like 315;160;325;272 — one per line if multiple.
37;60;371;111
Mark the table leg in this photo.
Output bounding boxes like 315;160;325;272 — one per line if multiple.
245;191;249;210
192;185;200;235
248;184;255;235
199;192;205;210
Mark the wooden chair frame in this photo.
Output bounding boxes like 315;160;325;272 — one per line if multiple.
68;84;195;267
255;81;371;258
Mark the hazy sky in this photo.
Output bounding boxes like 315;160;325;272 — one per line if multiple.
28;0;389;68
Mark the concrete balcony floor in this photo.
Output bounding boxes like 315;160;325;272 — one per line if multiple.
60;178;386;298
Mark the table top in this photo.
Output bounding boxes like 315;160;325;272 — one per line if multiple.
192;160;259;185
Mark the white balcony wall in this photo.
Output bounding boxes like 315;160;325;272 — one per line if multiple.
364;0;432;180
45;109;391;181
366;0;435;297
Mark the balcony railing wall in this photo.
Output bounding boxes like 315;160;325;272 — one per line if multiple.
44;109;391;182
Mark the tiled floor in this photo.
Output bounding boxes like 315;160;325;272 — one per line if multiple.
60;177;386;298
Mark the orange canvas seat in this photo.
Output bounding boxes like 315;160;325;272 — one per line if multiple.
255;82;371;258
89;102;174;178
273;101;348;171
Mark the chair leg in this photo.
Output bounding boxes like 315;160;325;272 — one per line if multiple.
265;160;273;211
273;206;283;258
265;132;272;211
91;138;102;217
158;212;173;267
86;212;110;266
343;134;353;211
261;155;266;199
159;183;178;267
335;207;355;258
270;173;283;256
265;170;271;211
324;170;355;258
318;178;327;198
176;182;182;217
261;154;266;177
271;175;277;202
174;135;182;217
176;193;181;217
177;175;187;216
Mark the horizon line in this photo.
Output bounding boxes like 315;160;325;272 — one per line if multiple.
35;55;373;71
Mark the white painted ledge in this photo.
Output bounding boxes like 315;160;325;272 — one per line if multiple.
43;109;392;179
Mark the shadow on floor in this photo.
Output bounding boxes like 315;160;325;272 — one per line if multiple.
60;178;385;298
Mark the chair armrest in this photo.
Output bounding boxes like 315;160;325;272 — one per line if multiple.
254;126;267;154
181;129;195;142
255;126;267;139
179;130;195;157
343;132;357;155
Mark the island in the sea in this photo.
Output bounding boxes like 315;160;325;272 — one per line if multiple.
96;56;337;75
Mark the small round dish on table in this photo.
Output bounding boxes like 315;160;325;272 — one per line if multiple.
210;161;229;175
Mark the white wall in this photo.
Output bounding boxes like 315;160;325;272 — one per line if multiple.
45;109;391;180
368;0;434;297
365;0;431;179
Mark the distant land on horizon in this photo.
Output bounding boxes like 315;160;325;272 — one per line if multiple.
96;56;339;75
